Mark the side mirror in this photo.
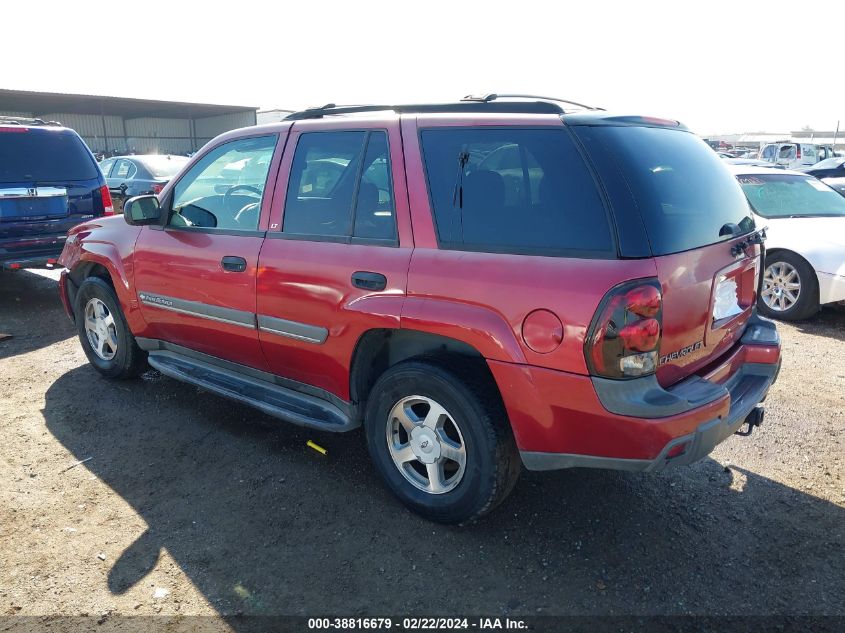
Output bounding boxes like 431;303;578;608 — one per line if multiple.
123;195;161;225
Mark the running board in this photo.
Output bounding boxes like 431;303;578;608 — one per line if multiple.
146;350;355;432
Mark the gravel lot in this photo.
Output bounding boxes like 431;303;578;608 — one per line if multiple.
1;269;843;625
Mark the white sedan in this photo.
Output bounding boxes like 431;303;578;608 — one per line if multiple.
728;165;845;320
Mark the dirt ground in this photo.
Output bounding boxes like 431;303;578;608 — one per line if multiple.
1;269;843;626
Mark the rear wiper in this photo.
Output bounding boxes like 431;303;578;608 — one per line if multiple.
451;147;470;209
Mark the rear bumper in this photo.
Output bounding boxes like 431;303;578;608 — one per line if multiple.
0;233;66;268
491;313;781;472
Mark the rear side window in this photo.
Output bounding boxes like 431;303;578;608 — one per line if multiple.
0;129;98;182
420;128;613;256
573;125;755;256
283;131;396;242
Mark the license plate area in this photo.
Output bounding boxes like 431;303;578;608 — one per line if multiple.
710;256;759;334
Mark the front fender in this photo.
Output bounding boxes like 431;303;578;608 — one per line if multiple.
59;217;145;331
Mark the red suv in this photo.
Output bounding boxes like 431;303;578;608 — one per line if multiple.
57;96;781;523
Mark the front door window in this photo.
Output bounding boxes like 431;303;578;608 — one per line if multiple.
169;135;276;231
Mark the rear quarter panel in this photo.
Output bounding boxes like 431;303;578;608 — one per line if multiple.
400;114;657;373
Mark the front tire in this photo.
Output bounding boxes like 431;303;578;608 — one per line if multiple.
75;276;147;379
758;252;819;321
364;359;520;524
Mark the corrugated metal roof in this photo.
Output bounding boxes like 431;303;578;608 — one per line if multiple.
0;88;256;119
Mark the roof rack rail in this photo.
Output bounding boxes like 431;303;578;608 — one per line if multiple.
461;93;604;111
285;100;569;121
0;115;62;126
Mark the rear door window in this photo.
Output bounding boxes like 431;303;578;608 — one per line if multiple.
283;131;396;242
0;129;98;182
419;128;613;256
572;125;755;256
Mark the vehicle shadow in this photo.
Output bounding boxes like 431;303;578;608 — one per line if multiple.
0;269;75;360
43;365;844;622
790;305;845;341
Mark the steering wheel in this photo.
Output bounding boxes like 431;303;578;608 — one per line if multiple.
225;184;263;227
225;184;262;205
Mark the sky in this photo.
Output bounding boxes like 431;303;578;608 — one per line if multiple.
2;0;843;136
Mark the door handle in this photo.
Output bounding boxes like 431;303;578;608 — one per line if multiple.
351;271;387;291
221;256;247;273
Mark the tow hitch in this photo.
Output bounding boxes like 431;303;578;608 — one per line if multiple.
735;406;765;436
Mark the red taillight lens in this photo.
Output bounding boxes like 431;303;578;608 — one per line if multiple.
796;145;802;159
0;127;29;133
99;185;114;216
585;279;663;379
625;285;661;318
151;183;165;195
619;318;660;352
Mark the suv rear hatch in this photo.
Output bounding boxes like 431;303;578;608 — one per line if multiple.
571;119;760;388
0;125;104;258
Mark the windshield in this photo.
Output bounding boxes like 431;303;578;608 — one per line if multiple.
575;125;755;255
139;155;188;178
0;129;98;182
737;173;845;218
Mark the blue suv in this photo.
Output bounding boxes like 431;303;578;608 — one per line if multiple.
0;117;112;270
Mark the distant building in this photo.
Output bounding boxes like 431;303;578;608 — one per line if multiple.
0;88;258;155
790;130;844;148
702;130;844;151
257;108;295;125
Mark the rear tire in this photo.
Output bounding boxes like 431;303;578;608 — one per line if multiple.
758;252;819;321
75;276;147;379
364;359;520;524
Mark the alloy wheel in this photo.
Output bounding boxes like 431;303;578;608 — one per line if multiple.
386;395;467;495
761;261;801;312
84;298;118;361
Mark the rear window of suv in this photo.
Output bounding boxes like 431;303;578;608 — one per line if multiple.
420;128;614;257
0;128;98;182
573;125;755;256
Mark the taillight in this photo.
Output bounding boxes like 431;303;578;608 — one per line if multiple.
0;127;28;133
151;183;165;194
585;279;663;379
99;185;114;216
796;145;802;159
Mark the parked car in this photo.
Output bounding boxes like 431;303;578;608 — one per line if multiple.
821;177;845;197
98;155;188;212
730;165;845;320
758;142;822;169
1;116;111;270
58;98;781;523
725;158;781;169
799;156;845;179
